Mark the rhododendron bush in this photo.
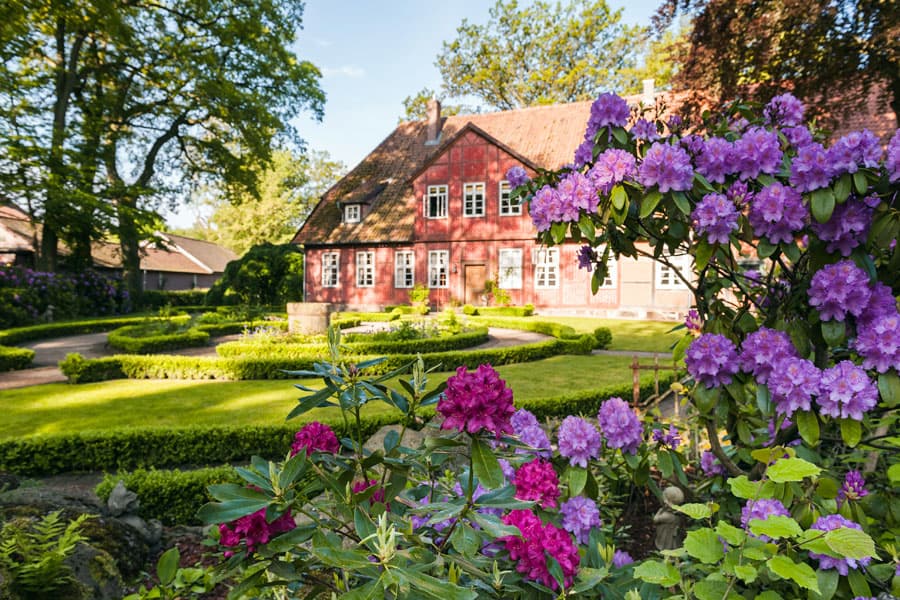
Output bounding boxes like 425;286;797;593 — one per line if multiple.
191;95;899;599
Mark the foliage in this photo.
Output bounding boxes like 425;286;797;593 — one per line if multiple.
408;283;431;306
96;468;240;525
332;311;401;323
485;277;513;306
464;305;535;317
0;511;92;595
106;324;210;354
0;345;35;371
655;0;900;120
205;243;304;306
468;316;578;338
436;0;645;110
593;327;613;350
400;88;471;121
139;290;208;309
124;547;218;600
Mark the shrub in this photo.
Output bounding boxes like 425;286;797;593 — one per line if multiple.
592;326;613;350
462;304;477;315
59;353;125;384
383;305;416;314
471;305;535;317
469;316;578;339
96;467;240;525
107;324;210;354
0;345;35;371
331;311;399;322
205;243;303;306
0;315;153;346
140;290;208;309
408;283;429;306
330;318;361;330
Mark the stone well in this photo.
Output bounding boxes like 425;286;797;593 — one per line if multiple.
287;302;333;335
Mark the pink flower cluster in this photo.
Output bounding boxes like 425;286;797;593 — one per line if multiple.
218;508;296;557
290;421;340;457
437;364;515;437
513;458;560;508
352;479;386;505
501;509;580;590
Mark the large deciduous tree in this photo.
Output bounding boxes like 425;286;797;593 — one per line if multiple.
435;0;645;110
655;0;900;124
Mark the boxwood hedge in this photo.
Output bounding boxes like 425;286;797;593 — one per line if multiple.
0;315;154;346
107;325;211;354
467;316;579;339
0;345;35;371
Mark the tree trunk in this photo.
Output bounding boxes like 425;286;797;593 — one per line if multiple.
116;197;142;306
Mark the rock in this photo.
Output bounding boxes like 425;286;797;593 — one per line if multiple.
363;424;427;455
106;480;139;516
119;514;163;547
80;515;150;580
0;473;19;493
64;542;124;600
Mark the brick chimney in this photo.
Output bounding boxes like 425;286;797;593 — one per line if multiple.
426;97;442;145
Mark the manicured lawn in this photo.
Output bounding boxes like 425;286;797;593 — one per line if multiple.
0;354;647;439
486;316;682;353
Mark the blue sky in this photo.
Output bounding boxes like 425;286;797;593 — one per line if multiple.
166;0;659;228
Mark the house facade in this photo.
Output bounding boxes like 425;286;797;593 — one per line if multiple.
292;99;698;319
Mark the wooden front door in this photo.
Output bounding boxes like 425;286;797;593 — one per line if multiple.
464;264;487;305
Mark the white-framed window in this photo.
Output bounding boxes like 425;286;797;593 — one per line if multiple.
426;185;448;219
322;252;340;288
356;251;374;287
498;248;523;289
428;250;449;288
499;181;521;216
533;247;559;288
655;254;693;289
463;182;485;217
343;204;361;223
394;251;414;288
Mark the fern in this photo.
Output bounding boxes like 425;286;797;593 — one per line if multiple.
0;511;92;593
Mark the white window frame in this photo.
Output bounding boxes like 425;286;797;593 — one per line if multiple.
355;251;374;288
425;185;448;219
428;250;449;288
499;180;521;216
655;254;693;290
463;182;486;217
498;248;523;289
322;252;340;288
343;204;361;223
394;251;415;289
533;247;559;289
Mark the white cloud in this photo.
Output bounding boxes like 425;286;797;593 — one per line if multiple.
321;65;365;78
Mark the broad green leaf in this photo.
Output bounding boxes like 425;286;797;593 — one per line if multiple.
313;545;381;570
611;184;628;210
695;240;715;271
766;555;820;592
878;371;900;407
551;221;568;244
757;238;777;258
852;171;868;195
796;411;820;447
729;475;761;499
684;528;725;564
748;515;802;539
889;463;900;486
816;477;839;499
734;564;758;584
810;188;835;223
578;215;596;243
767;457;821;482
847;569;872;598
693;576;731;600
156;546;179;586
821;321;845;347
401;570;477;600
672;334;692;363
715;521;746;546
657;450;673;478
632;560;680;587
470;512;520;538
755;593;782;600
673;503;716;520
567;466;587;496
672;191;691;215
449;524;480;558
833;174;852;203
812;568;839;600
287;387;335;421
340;578;384;600
196;498;270;524
611;127;628;145
694;384;720;414
471;438;504;489
640;190;663;218
840;418;862;447
570;567;610;593
824;527;876;560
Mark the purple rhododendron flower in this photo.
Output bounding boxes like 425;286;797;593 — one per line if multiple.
597;397;643;454
854;312;900;373
817;361;878;421
765;93;805;127
560;496;602;544
501;509;580;590
587;148;637;195
573;139;594;169
587;92;630;134
506;165;530;189
790;142;833;192
809;514;873;575
860;281;898;322
807;260;872;322
768;356;820;416
727;180;754;205
685;333;740;388
558;170;599;216
630;118;659;141
612;549;634;568
811;196;875;256
557;416;601;467
887;129;900;182
733;127;782;179
437;364;515;437
511;408;539;432
741;498;791;541
517;424;552;458
681;133;705;155
291;422;340;457
530;185;559;232
638;142;694;193
514;459;560;508
739;327;798;384
701;450;726;476
838;470;869;506
827;130;882;175
651;424;681;449
684;309;702;334
782;125;814;148
692;192;739;244
695;137;736;184
748;182;807;244
577;245;596;270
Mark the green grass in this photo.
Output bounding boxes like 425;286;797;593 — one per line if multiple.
0;354;642;439
485;316;682;353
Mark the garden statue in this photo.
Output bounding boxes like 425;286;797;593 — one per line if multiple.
653;485;685;550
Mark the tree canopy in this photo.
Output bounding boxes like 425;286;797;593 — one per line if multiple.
655;0;900;123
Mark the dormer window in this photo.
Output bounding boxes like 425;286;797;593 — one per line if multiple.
343;204;361;223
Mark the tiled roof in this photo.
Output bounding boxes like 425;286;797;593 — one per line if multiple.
292;101;595;246
161;233;238;273
92;235;237;274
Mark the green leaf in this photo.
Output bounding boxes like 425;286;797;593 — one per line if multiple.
824;527;876;560
695;240;715;271
766;555;820;592
729;475;761;499
757;238;777;258
403;570;478;600
551;221;568;244
693;576;731;600
672;191;691;215
567;466;587;496
673;503;715;520
749;515;802;539
156;546;179;586
852;171;868;195
755;593;782;600
640;190;663;218
470;512;520;538
767;457;821;483
449;524;480;558
810;188;835;223
734;564;758;584
684;528;725;564
611;184;628;210
287;387;335;421
471;438;504;489
878;371;900;407
611;127;628;145
796;411;820;447
833;174;852;203
840;418;862;447
889;463;900;486
821;320;845;347
578;215;596;243
339;578;384;600
657;450;673;478
196;497;270;524
715;521;746;546
632;560;681;587
782;241;801;263
694;384;720;414
672;334;692;363
847;569;872;598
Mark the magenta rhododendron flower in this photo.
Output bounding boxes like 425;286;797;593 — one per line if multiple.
809;514;873;575
291;421;340;457
500;509;580;590
597;397;643;454
218;508;296;557
437;364;515;437
513;458;560;508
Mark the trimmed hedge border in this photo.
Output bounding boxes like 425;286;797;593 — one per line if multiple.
0;345;35;371
0;315;153;346
463;305;535;317
467;316;579;339
332;311;400;323
0;378;669;478
215;328;489;358
107;325;211;354
59;334;595;383
140;290;208;308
